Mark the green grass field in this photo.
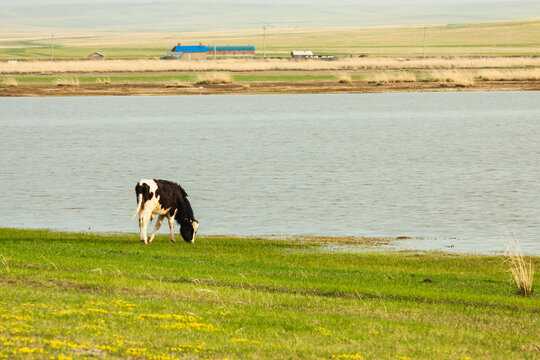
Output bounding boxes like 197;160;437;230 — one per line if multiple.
4;74;355;85
1;19;539;59
0;228;538;359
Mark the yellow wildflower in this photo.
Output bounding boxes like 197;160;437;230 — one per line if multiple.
113;311;133;317
331;354;363;359
53;309;85;316
230;338;260;344
86;308;108;314
0;314;32;322
155;322;219;332
126;348;147;356
315;326;331;336
147;355;180;360
13;347;45;354
76;324;105;331
97;344;118;352
56;355;73;360
110;300;137;308
85;301;107;307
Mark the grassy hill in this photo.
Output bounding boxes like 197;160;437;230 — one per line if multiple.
0;19;539;59
1;1;538;32
0;228;538;359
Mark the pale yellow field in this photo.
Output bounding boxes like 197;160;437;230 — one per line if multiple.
0;18;539;58
1;57;540;75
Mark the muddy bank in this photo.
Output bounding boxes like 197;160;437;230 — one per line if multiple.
1;80;539;97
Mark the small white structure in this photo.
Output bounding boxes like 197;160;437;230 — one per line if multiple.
291;50;314;58
89;52;106;60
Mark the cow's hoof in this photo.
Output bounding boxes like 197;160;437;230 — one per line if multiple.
170;238;176;243
140;239;148;245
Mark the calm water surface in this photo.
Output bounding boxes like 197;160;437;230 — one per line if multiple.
1;92;539;254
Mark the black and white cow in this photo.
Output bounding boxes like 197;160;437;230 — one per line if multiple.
132;179;199;244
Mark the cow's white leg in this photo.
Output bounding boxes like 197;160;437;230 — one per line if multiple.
140;209;152;244
167;216;176;243
138;211;145;243
139;214;146;243
148;215;165;243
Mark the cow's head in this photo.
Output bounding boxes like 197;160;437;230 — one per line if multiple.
180;218;199;243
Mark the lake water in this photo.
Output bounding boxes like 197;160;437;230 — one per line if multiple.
1;92;539;254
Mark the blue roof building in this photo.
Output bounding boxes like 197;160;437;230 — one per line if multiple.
171;45;208;53
169;44;208;61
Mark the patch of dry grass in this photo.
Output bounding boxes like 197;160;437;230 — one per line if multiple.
336;74;352;83
505;233;535;296
1;57;540;75
431;70;475;87
95;77;111;84
164;81;192;88
370;71;417;84
476;68;540;81
195;72;233;85
54;77;80;86
1;77;18;86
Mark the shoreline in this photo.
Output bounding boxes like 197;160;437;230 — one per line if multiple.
1;80;539;97
2;228;539;256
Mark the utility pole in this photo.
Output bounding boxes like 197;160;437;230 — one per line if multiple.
263;24;266;58
423;26;427;58
50;34;54;61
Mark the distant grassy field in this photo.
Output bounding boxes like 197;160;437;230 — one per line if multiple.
0;228;538;359
0;19;539;59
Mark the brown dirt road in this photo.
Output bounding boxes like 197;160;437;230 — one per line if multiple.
1;80;539;97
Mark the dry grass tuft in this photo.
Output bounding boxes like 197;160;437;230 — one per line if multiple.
336;74;352;83
164;81;192;88
195;72;233;85
476;68;540;81
1;77;18;86
431;70;475;87
54;77;80;86
370;71;417;84
1;57;540;75
505;233;534;296
95;77;111;84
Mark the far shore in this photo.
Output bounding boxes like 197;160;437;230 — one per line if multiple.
1;79;539;97
2;56;539;96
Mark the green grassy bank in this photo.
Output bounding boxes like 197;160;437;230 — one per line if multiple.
0;228;538;359
2;74;348;86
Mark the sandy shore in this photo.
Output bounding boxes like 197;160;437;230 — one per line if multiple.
1;80;539;97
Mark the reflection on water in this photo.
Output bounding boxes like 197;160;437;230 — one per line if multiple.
0;92;539;254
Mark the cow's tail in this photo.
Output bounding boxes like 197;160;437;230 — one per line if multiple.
131;193;143;221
